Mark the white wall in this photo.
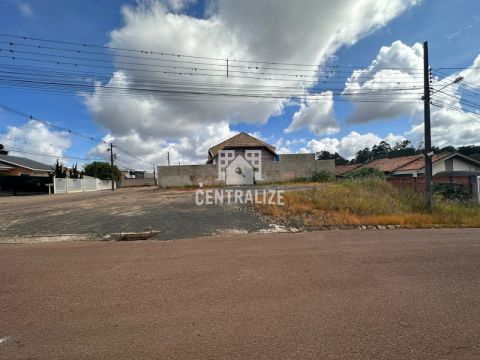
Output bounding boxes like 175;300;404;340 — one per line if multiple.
453;158;480;171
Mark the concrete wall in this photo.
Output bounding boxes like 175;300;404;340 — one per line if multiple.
258;154;334;183
120;178;156;187
158;164;218;188
157;154;335;188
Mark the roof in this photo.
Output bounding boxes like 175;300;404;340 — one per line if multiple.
0;154;53;172
360;155;422;173
395;152;480;171
337;152;480;177
335;163;362;176
208;132;276;159
0;163;13;170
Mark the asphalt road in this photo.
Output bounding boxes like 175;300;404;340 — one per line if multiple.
1;228;480;359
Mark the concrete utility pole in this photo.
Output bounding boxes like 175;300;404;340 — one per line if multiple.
153;163;157;186
423;41;433;212
109;142;116;191
167;152;170;166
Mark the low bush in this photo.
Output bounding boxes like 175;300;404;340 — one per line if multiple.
433;183;471;202
310;170;332;182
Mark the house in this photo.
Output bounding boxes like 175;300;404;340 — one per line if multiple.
0;154;52;177
157;132;335;187
206;132;277;165
337;153;480;178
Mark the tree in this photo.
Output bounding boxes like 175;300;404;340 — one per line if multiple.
316;150;349;165
371;141;391;159
353;147;373;164
0;144;8;155
458;145;480;161
83;161;121;181
390;140;417;158
69;163;82;179
53;159;67;178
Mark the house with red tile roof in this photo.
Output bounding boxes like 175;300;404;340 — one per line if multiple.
337;152;480;178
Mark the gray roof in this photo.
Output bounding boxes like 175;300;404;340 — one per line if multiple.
0;154;53;171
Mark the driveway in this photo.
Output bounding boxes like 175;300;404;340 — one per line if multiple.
0;187;272;242
1;229;479;359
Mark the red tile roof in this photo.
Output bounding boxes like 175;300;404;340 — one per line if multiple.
358;155;422;173
395;153;452;171
335;163;362;176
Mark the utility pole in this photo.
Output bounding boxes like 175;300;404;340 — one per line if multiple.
153;163;157;186
167;152;170;166
109;142;116;191
423;41;433;212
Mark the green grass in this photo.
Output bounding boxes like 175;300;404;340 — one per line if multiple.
258;178;480;228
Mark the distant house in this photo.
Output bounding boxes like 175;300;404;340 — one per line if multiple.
206;132;277;165
0;155;52;177
157;132;335;188
337;153;480;178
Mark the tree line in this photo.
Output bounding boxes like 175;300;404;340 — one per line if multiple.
317;140;480;165
52;159;121;181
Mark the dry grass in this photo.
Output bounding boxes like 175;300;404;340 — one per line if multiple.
258;178;480;228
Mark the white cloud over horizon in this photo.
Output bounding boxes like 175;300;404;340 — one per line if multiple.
0;121;71;165
83;0;420;167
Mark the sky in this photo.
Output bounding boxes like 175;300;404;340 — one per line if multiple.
0;0;479;170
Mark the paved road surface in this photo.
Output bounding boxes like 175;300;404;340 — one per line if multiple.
1;228;479;359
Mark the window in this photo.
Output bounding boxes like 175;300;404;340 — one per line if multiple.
221;160;225;165
254;152;259;157
220;153;225;157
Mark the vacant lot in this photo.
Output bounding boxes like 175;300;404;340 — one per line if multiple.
1;229;479;359
0;187;270;242
258;179;480;228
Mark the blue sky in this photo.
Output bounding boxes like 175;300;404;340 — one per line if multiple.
0;0;479;169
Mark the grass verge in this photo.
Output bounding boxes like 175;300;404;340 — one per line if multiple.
257;178;480;228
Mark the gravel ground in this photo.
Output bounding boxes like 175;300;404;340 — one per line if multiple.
0;187;274;242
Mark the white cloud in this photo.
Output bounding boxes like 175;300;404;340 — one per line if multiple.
344;40;480;148
344;40;424;124
0;121;71;165
302;131;405;159
17;1;34;17
284;92;340;135
84;0;418;165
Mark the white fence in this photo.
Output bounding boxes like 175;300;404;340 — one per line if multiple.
53;177;115;194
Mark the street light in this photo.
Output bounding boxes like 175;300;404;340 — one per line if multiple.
423;42;464;213
431;76;464;94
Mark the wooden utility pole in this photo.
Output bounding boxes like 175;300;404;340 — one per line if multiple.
110;142;116;191
167;152;170;166
423;41;433;211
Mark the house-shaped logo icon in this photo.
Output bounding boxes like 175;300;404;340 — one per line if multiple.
217;149;263;185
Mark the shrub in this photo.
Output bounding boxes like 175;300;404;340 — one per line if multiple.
311;170;332;182
433;183;471;202
344;167;385;180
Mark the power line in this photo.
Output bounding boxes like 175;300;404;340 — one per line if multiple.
0;33;425;70
4;146;105;162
